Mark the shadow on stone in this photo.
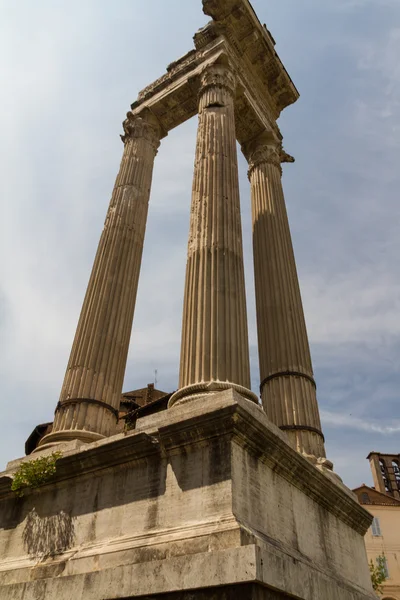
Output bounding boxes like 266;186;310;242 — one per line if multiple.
23;507;75;557
0;454;168;530
168;436;231;492
114;583;292;599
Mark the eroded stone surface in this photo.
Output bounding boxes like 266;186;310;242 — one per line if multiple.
0;392;375;600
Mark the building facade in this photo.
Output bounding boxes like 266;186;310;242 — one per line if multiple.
354;452;400;600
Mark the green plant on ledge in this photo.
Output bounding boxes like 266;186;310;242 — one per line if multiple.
11;451;63;497
369;555;388;594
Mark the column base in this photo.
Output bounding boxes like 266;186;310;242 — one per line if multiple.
35;429;105;451
169;381;259;408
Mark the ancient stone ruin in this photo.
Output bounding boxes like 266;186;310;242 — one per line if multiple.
0;1;377;599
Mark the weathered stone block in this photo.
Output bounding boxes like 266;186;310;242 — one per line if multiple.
0;390;375;600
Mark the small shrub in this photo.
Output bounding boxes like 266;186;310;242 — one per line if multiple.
369;555;387;594
124;411;137;431
11;451;62;497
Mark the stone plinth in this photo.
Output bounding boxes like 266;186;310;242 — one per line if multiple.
0;391;375;600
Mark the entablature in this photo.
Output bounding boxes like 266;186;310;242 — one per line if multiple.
130;0;299;148
131;42;278;148
199;0;299;117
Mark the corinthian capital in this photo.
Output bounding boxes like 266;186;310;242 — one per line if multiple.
243;135;295;178
199;64;236;97
248;145;281;175
121;113;161;151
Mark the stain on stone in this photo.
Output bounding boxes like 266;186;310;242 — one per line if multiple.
0;495;24;530
30;560;66;581
23;508;75;558
146;499;159;530
147;457;164;498
208;437;229;484
88;490;98;542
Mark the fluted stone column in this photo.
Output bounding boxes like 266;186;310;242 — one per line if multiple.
169;64;257;407
39;112;161;448
243;135;326;460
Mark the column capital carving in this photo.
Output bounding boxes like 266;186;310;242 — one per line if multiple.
243;136;295;178
199;63;236;97
121;113;161;151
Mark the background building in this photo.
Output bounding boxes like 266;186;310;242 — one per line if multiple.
354;452;400;600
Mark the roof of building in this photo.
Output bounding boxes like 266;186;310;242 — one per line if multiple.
121;384;168;409
367;451;400;459
25;423;53;456
25;384;171;454
353;484;400;507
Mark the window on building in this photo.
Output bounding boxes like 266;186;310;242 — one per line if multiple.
380;459;392;493
376;556;389;578
361;492;370;504
392;460;400;492
371;517;382;536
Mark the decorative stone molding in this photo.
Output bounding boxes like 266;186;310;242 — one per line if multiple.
244;138;295;178
121;113;161;151
281;149;295;164
199;63;236;97
169;381;258;408
246;144;281;177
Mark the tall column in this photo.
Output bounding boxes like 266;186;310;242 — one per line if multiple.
39;112;161;448
169;63;257;408
243;134;326;460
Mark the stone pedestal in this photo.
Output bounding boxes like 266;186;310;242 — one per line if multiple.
243;136;326;460
170;64;256;408
39;113;161;449
0;391;375;600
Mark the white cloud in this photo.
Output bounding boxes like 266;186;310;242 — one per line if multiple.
303;269;400;346
322;410;400;435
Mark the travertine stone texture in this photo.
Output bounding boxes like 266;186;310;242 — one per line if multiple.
0;391;376;600
170;64;256;407
243;136;326;460
40;113;161;448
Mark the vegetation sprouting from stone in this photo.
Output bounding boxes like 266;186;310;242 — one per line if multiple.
369;555;387;594
11;451;63;497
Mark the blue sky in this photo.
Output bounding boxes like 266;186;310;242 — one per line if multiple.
0;0;399;488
